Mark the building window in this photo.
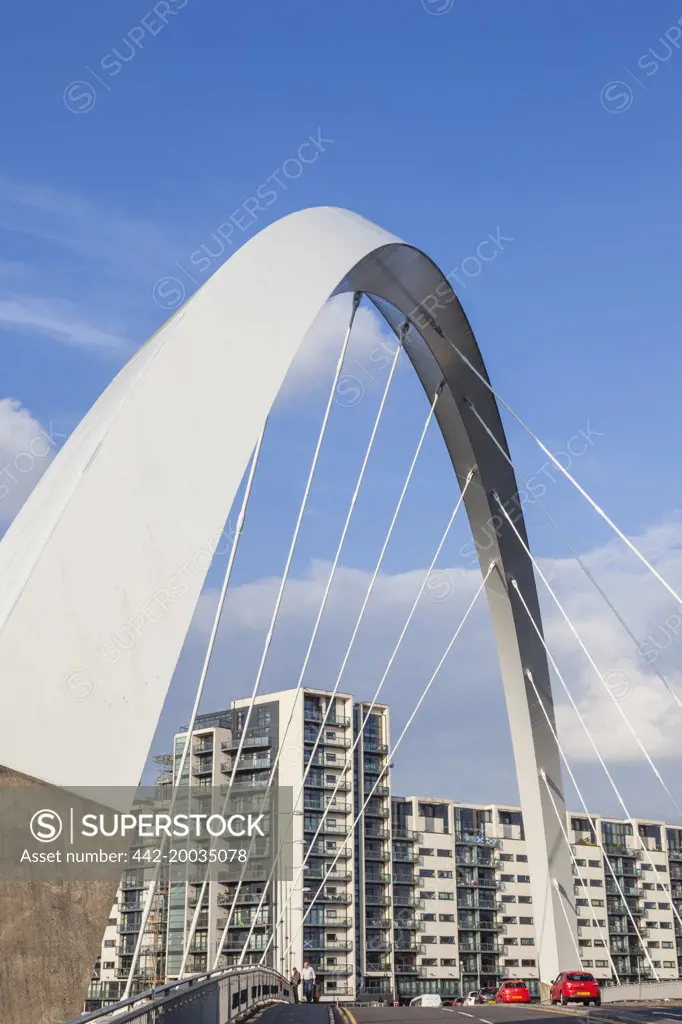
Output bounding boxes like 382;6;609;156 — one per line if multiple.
664;961;676;968
661;922;672;929
439;914;455;922
102;961;115;969
504;959;519;967
658;903;669;910
505;937;518;946
519;896;532;904
438;870;453;879
502;917;517;925
421;891;435;900
502;894;516;903
422;936;436;944
499;853;513;861
648;941;660;949
521;959;536;967
520;937;535;946
516;854;528;862
575;859;586;866
578;940;592;948
588;860;601;868
517;875;530;883
662;941;674;949
420;869;435;878
501;874;514;882
589;879;602;887
438;892;454;901
441;958;456;967
103;940;115;948
421;914;436;922
437;849;451;857
576;899;589;907
519;917;533;925
595;960;608;968
440;936;455;944
590;899;604;907
419;848;434;857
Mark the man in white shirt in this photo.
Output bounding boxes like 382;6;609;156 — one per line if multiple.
301;961;316;1003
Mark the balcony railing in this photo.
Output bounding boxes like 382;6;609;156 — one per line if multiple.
308;964;354;975
365;849;390;862
392;829;423;842
364;806;390;818
392;850;416;862
366;826;390;839
366;783;390;796
304;890;352;904
365;894;391;906
221;755;271;773
304;798;352;814
307;916;352;928
304;820;349;836
306;777;352;791
365;872;391;884
221;734;271;751
365;918;391;929
363;741;389;754
306;844;352;859
304;867;352;882
304;733;351;749
303;709;350;728
303;940;354;951
456;832;501;848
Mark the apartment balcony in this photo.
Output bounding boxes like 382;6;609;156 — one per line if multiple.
217;893;267;907
364;806;390;819
392;828;423;842
365;894;392;906
671;884;682;898
120;876;146;890
366;939;392;952
192;758;213;775
306;844;352;859
457;897;497;911
304;733;351;749
363;741;389;754
394;938;420;951
220;755;271;773
303;709;350;728
304;868;352;882
366;872;391;884
304;798;352;814
603;843;640;858
366;826;390;839
459;941;502;954
303;939;354;952
304;820;348;836
366;918;391;929
309;917;352;928
221;734;271;752
393;874;416;887
395;964;420;974
608;901;645;916
393;919;419;929
456;832;501;848
455;853;496;868
365;849;390;862
606;884;642;897
457;877;500;889
365;783;390;797
117;922;142;935
193;738;213;753
393;893;420;907
363;961;393;974
308;964;354;976
222;939;269;952
306;776;352;791
668;849;682;861
304;890;352;904
392;850;416;862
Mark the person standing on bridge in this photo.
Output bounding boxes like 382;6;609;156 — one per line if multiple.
301;961;316;1003
290;966;301;1003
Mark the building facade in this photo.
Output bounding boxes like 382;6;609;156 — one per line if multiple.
86;688;682;1008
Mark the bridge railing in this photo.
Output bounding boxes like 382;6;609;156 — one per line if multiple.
65;965;292;1024
601;979;682;1003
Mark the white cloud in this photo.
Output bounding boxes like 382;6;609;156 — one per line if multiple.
278;294;398;398
0;398;56;523
0;295;131;353
159;519;682;820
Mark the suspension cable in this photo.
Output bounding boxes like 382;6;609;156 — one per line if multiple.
210;327;405;971
538;767;620;981
242;459;475;968
550;874;584;972
465;397;682;712
513;575;682;940
123;425;266;995
278;562;494;963
176;291;363;975
526;669;658;980
494;493;682;822
421;316;682;610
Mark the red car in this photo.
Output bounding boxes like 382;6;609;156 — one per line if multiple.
550;971;601;1007
495;981;531;1004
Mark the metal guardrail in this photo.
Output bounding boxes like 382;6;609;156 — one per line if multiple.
67;965;292;1024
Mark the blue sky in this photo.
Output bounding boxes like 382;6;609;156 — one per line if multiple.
2;0;682;816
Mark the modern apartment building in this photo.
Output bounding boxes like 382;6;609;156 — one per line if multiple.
86;687;682;1009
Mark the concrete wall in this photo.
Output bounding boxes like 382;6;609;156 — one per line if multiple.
0;765;119;1024
601;979;682;1002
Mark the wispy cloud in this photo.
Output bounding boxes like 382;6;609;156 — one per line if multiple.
0;397;58;524
0;295;131;353
0;176;176;282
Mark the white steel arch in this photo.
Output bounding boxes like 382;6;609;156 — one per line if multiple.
0;207;577;991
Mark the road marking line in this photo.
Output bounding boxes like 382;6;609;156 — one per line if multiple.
480;1018;495;1023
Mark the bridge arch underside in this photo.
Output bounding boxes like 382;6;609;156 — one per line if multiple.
0;209;576;1019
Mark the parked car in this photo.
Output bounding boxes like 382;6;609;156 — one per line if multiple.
550;971;601;1006
478;986;497;1004
463;991;479;1006
495;981;531;1004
